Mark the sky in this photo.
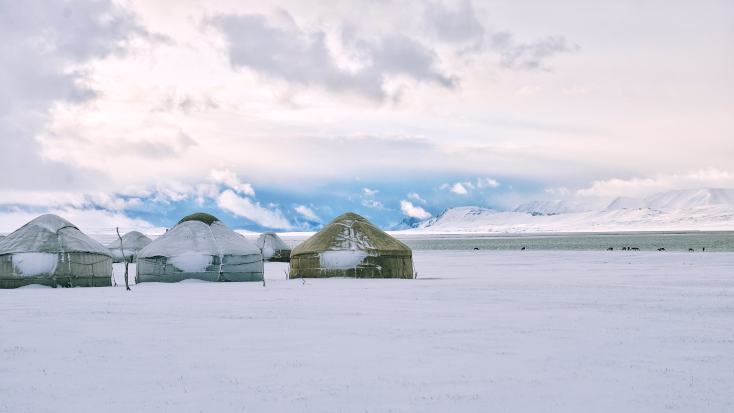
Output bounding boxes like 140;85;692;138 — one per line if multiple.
1;0;733;233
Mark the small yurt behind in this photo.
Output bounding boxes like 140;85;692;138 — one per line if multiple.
136;213;263;283
289;212;413;279
0;214;113;289
107;231;152;263
255;231;291;262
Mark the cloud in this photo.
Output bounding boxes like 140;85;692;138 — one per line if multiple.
363;188;379;196
216;189;292;229
295;205;322;222
0;207;160;235
439;183;449;190
0;0;160;193
361;199;384;209
450;182;468;195
490;32;578;71
151;181;194;204
0;190;145;211
563;85;589;96
207;12;456;101
576;169;734;199
424;0;485;44
407;192;426;203
208;170;255;196
463;181;475;189
515;86;542;97
400;200;431;219
477;178;500;188
545;187;570;196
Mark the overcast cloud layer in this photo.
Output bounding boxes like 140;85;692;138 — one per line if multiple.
1;0;732;233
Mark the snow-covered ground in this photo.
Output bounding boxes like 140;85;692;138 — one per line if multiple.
2;251;733;412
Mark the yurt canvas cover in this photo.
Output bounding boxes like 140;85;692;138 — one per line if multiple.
255;231;291;262
289;212;413;279
0;214;113;289
107;231;152;263
136;213;263;283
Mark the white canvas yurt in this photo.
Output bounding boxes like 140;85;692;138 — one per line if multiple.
0;214;113;289
254;231;291;262
107;231;152;263
136;213;263;283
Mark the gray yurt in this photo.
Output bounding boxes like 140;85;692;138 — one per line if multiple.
255;231;291;262
107;231;152;263
136;213;263;283
289;212;413;279
0;214;113;289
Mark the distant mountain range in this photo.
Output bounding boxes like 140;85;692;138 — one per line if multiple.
392;188;734;233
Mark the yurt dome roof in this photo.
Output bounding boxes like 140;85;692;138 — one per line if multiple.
0;214;112;256
255;231;291;251
177;213;220;226
291;212;410;257
107;231;153;250
138;214;260;259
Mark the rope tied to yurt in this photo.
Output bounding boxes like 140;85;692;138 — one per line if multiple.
207;224;224;282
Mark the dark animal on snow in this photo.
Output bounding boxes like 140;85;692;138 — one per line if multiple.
657;248;665;251
521;247;525;251
630;247;639;251
622;247;627;251
607;247;613;251
689;248;694;252
473;247;479;250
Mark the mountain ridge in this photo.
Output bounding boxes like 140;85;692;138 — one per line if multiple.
397;188;734;233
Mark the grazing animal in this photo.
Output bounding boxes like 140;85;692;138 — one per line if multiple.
607;247;613;251
630;247;639;251
473;247;479;250
689;248;694;252
521;247;525;251
703;247;705;252
622;247;627;251
657;248;665;251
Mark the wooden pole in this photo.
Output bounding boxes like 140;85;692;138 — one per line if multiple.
116;227;130;291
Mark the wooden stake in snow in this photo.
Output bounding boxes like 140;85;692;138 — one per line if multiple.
116;227;131;291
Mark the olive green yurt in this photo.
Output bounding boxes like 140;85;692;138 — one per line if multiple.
289;212;413;279
107;231;152;263
0;214;113;289
255;231;291;262
136;213;263;283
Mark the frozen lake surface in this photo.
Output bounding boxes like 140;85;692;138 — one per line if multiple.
1;251;733;412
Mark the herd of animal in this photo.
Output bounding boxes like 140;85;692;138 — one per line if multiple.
514;247;706;251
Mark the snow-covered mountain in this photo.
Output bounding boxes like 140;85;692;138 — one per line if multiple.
414;207;500;230
623;188;734;211
399;189;734;233
604;196;646;211
390;217;424;230
511;200;591;215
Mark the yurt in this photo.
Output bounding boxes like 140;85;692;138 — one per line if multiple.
289;212;413;279
0;214;113;289
136;213;263;283
107;231;152;263
255;231;291;262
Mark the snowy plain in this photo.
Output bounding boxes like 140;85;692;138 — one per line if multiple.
2;250;734;412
